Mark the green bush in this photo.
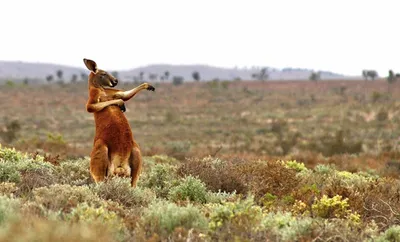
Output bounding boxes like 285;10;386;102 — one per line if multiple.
314;164;336;175
260;211;313;241
94;177;155;207
0;163;21;183
140;163;178;198
33;184;99;212
0;145;43;164
0;195;20;225
68;202;127;238
141;200;207;236
208;196;263;232
206;190;238;204
283;160;308;172
168;175;208;203
0;146;55;189
312;195;359;220
375;225;400;242
56;158;90;185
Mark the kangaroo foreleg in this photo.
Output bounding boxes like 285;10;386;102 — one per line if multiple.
86;99;124;113
113;83;155;102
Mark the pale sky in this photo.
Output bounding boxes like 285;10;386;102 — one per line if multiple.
1;0;398;76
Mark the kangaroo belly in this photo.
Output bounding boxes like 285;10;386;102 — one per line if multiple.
93;107;134;158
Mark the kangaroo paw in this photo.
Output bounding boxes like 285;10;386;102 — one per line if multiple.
120;103;126;112
147;85;155;92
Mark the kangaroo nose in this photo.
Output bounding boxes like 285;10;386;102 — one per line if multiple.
114;79;118;84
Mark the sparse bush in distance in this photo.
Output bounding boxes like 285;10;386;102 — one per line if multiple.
46;75;54;82
362;69;378;80
56;69;63;81
172;76;184;86
0;118;21;143
309;71;321;81
192;71;200;82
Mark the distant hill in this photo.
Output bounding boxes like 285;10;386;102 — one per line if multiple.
0;61;86;83
0;61;351;84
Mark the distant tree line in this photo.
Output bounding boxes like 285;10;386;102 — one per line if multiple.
362;70;378;81
46;69;88;84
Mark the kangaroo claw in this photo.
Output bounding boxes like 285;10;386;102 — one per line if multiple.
120;103;126;112
147;85;155;91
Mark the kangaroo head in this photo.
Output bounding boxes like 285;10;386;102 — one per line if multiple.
83;58;118;88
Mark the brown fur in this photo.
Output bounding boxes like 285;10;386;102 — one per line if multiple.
83;58;155;187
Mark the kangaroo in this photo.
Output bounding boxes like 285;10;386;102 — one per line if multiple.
83;58;155;187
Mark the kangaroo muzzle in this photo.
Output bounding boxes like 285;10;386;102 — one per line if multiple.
110;79;118;87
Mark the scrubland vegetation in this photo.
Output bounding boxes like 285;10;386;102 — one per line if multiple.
1;79;400;241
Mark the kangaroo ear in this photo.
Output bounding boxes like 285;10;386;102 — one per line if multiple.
83;58;98;73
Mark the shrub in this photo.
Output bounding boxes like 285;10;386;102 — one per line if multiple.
33;184;99;212
336;170;378;186
375;225;400;242
17;168;58;196
0;119;21;143
94;177;155;208
20;201;49;218
360;178;400;229
178;157;246;194
0;163;21;183
314;164;336;176
234;160;299;200
310;218;378;241
141;200;207;237
0;182;17;196
140;163;178;198
68;203;126;236
206;190;238;204
283;160;308;172
308;129;363;156
259;192;278;209
56;158;91;185
0;146;57;193
207;196;263;240
0;145;55;172
260;211;313;241
0;195;20;225
208;196;262;231
179;157;299;202
311;195;359;220
168;175;208;203
166;141;191;160
376;109;389;122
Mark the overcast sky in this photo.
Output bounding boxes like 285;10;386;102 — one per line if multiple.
1;0;398;76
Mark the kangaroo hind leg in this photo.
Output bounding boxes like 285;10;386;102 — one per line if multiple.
129;146;143;188
90;140;110;183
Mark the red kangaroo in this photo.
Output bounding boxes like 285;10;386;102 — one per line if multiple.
83;58;155;187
